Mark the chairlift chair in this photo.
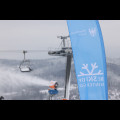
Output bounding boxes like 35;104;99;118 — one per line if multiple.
19;50;32;72
19;60;32;72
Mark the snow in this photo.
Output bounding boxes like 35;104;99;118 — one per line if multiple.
0;57;120;100
0;62;50;99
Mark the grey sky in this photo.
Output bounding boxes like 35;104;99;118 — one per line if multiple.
100;20;120;58
0;20;119;59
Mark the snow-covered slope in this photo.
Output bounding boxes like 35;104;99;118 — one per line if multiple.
0;57;120;100
0;58;79;100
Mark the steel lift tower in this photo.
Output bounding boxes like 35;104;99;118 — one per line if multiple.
48;36;73;100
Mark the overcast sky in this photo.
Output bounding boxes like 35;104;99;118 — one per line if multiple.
0;20;119;59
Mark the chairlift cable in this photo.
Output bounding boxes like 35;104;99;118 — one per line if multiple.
0;50;49;53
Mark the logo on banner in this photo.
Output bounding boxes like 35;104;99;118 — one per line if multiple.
78;63;103;76
71;30;87;36
78;63;104;88
70;28;97;37
89;28;97;37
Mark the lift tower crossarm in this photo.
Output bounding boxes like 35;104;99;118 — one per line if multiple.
57;36;70;48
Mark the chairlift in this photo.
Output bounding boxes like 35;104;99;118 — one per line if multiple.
48;36;73;100
19;50;32;72
48;36;72;56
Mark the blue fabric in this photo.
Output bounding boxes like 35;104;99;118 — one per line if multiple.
48;90;58;95
67;20;108;100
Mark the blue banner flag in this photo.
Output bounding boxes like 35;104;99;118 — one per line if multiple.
67;20;108;100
